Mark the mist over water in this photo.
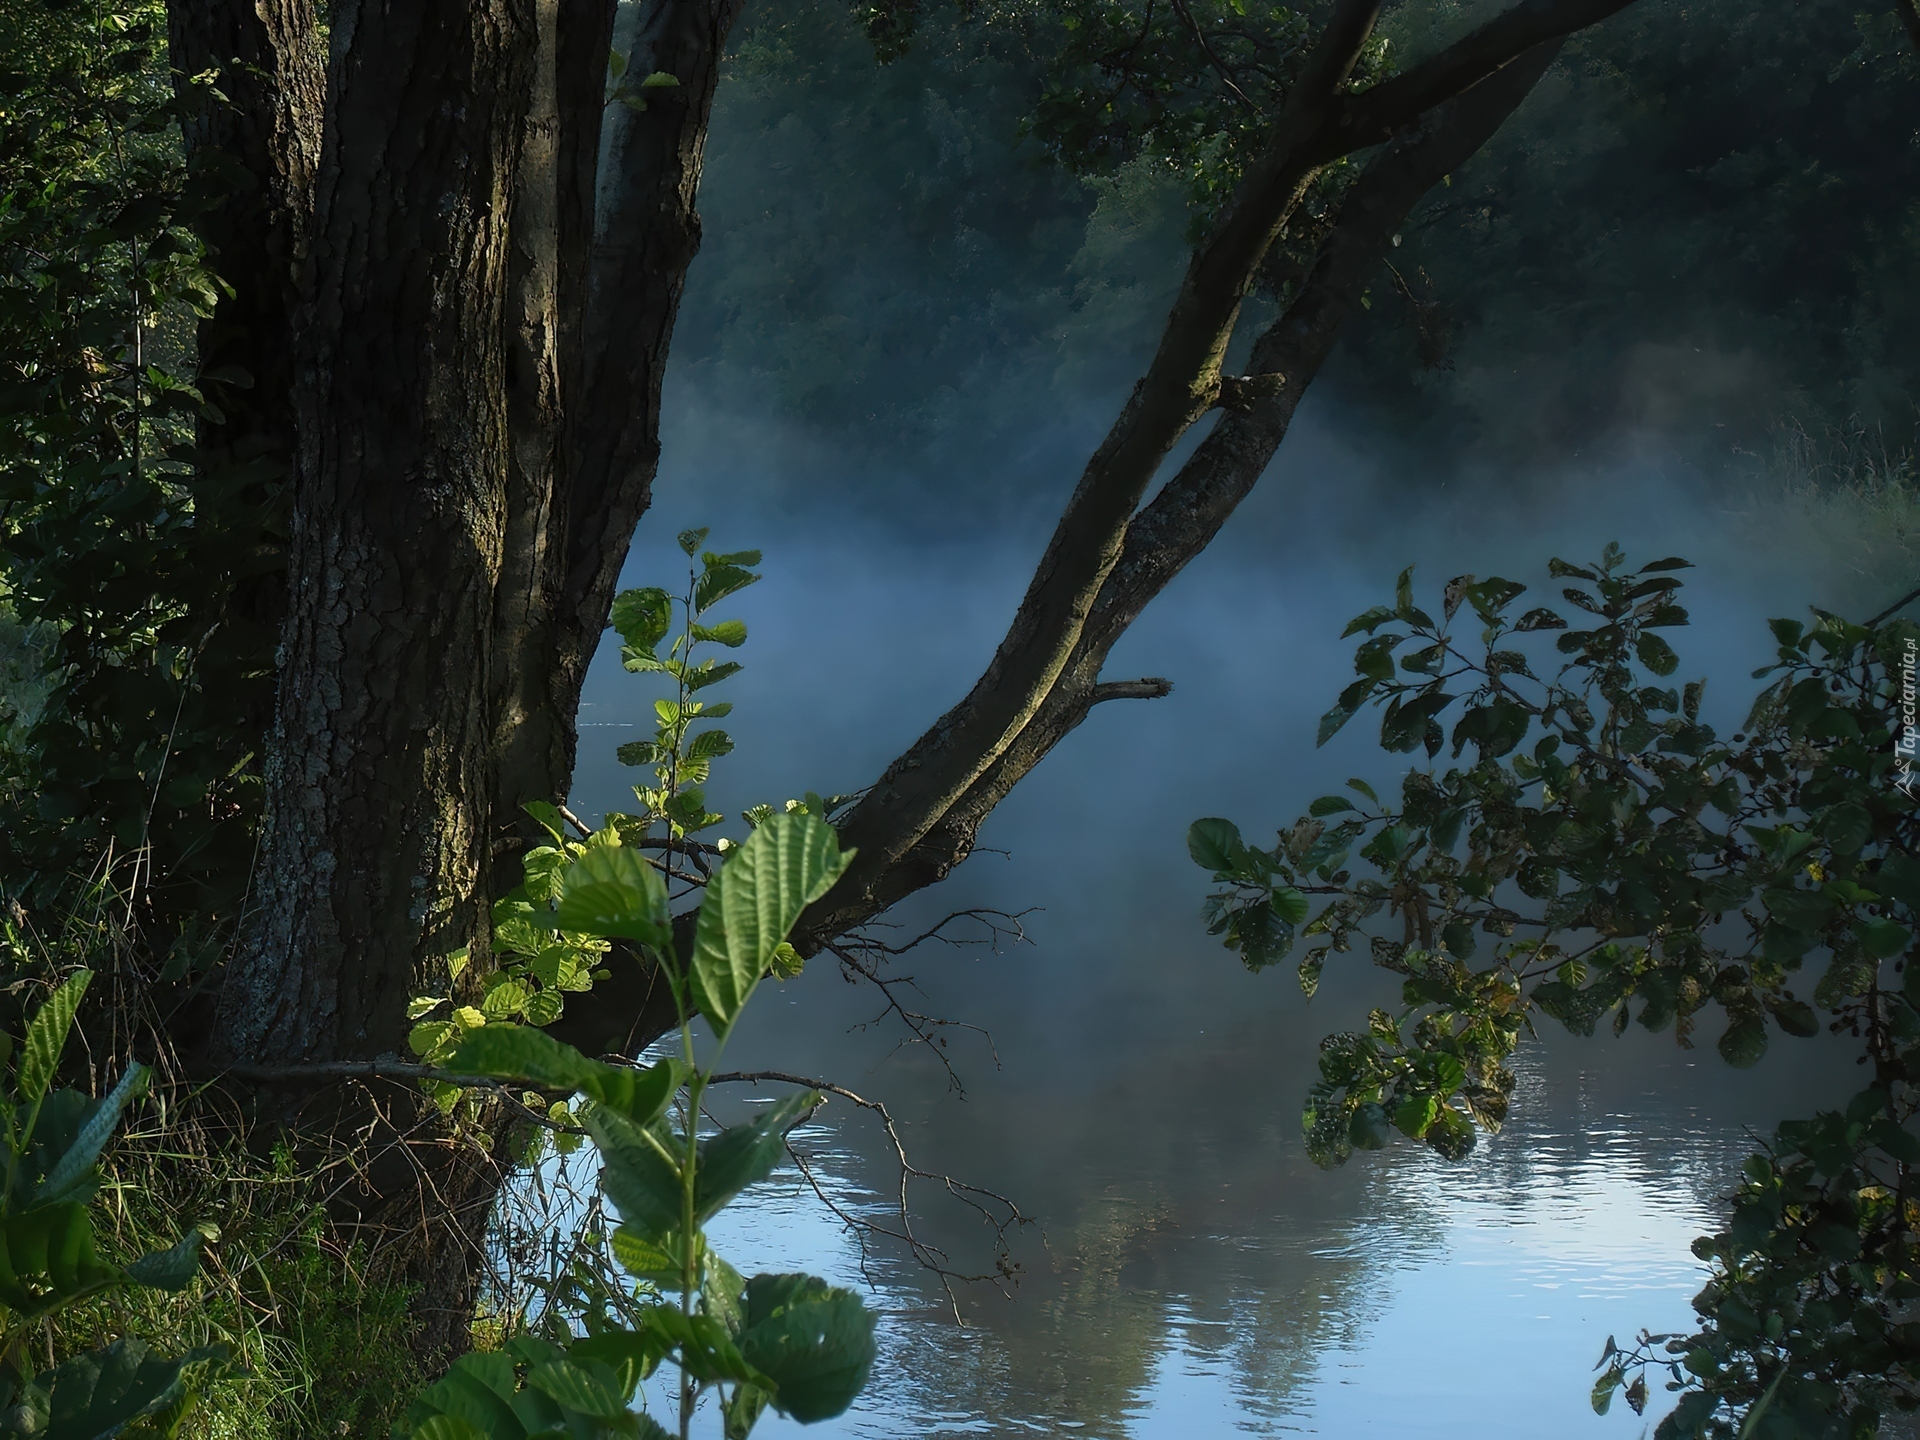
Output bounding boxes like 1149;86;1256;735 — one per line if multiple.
567;370;1885;1435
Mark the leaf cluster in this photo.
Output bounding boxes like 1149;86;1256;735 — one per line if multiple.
0;0;280;949
1192;548;1920;1431
399;811;873;1439
0;968;227;1437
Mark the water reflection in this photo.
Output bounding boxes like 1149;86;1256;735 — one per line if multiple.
590;403;1874;1435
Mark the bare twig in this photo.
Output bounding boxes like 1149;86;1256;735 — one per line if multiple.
1090;676;1174;703
708;1070;1033;1323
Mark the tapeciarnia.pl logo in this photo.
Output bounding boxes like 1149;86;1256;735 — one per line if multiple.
1897;636;1917;801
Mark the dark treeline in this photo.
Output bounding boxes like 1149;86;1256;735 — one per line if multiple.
680;0;1919;472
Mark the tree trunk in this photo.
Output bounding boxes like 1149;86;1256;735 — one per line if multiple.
188;0;745;1365
169;0;1632;1376
213;0;536;1068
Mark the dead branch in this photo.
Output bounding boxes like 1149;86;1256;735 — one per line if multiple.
708;1070;1034;1323
1090;676;1175;703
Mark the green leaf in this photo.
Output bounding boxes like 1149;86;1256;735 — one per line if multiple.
596;1139;685;1241
696;1092;817;1223
690;813;851;1039
27;1337;227;1440
0;1203;116;1318
19;971;91;1113
524;1358;626;1419
1856;916;1910;959
1308;796;1355;817
1271;887;1309;926
639;1305;766;1386
1820;802;1872;855
737;1275;877;1422
549;845;669;946
1392;1093;1438;1138
1186;818;1246;873
33;1062;148;1206
609;1226;687;1288
408;1416;487;1440
678;528;710;556
694;564;760;614
125;1221;217;1292
610;587;673;654
1718;1015;1769;1069
520;800;568;845
444;1026;680;1129
690;619;748;648
1766;998;1820;1038
1316;700;1360;747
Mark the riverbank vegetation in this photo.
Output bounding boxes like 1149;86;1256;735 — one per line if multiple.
2;0;1917;1433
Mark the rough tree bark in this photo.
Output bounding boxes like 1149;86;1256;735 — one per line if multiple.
166;0;746;1359
166;0;1638;1368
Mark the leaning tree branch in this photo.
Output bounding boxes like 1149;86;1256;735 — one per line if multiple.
816;0;1626;937
797;44;1567;948
821;0;1389;908
1318;0;1634;158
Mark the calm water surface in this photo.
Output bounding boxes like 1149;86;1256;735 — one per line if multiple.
572;404;1874;1436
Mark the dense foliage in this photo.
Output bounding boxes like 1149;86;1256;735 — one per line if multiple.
0;969;225;1436
1191;549;1919;1434
693;0;1919;472
0;0;274;948
399;811;876;1440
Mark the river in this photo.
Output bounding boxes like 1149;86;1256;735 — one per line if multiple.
563;389;1885;1436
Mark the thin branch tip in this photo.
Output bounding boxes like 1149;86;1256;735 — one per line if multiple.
1092;677;1175;703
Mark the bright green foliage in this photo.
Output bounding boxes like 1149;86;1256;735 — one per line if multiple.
0;969;227;1436
610;531;761;844
1192;548;1920;1432
402;812;874;1439
0;0;280;938
690;815;850;1040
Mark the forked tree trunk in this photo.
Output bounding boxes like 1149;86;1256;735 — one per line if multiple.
172;0;744;1363
166;0;1635;1372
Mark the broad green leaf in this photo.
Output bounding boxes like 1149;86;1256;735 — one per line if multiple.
408;1416;486;1440
1316;701;1359;747
524;1359;625;1419
723;1384;772;1440
610;1225;688;1288
694;564;760;614
638;1305;766;1386
0;1203;116;1317
28;1337;227;1440
1856;916;1910;959
1718;1015;1769;1069
1392;1093;1438;1138
690;813;851;1039
1271;887;1309;926
691;619;748;648
1186;818;1245;874
568;1331;663;1400
32;1062;148;1206
696;1092;818;1223
444;1026;680;1128
549;845;669;946
125;1221;217;1292
520;800;568;845
593;1126;685;1239
737;1274;877;1422
610;587;673;654
678;528;710;556
19;970;91;1114
1307;796;1354;817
